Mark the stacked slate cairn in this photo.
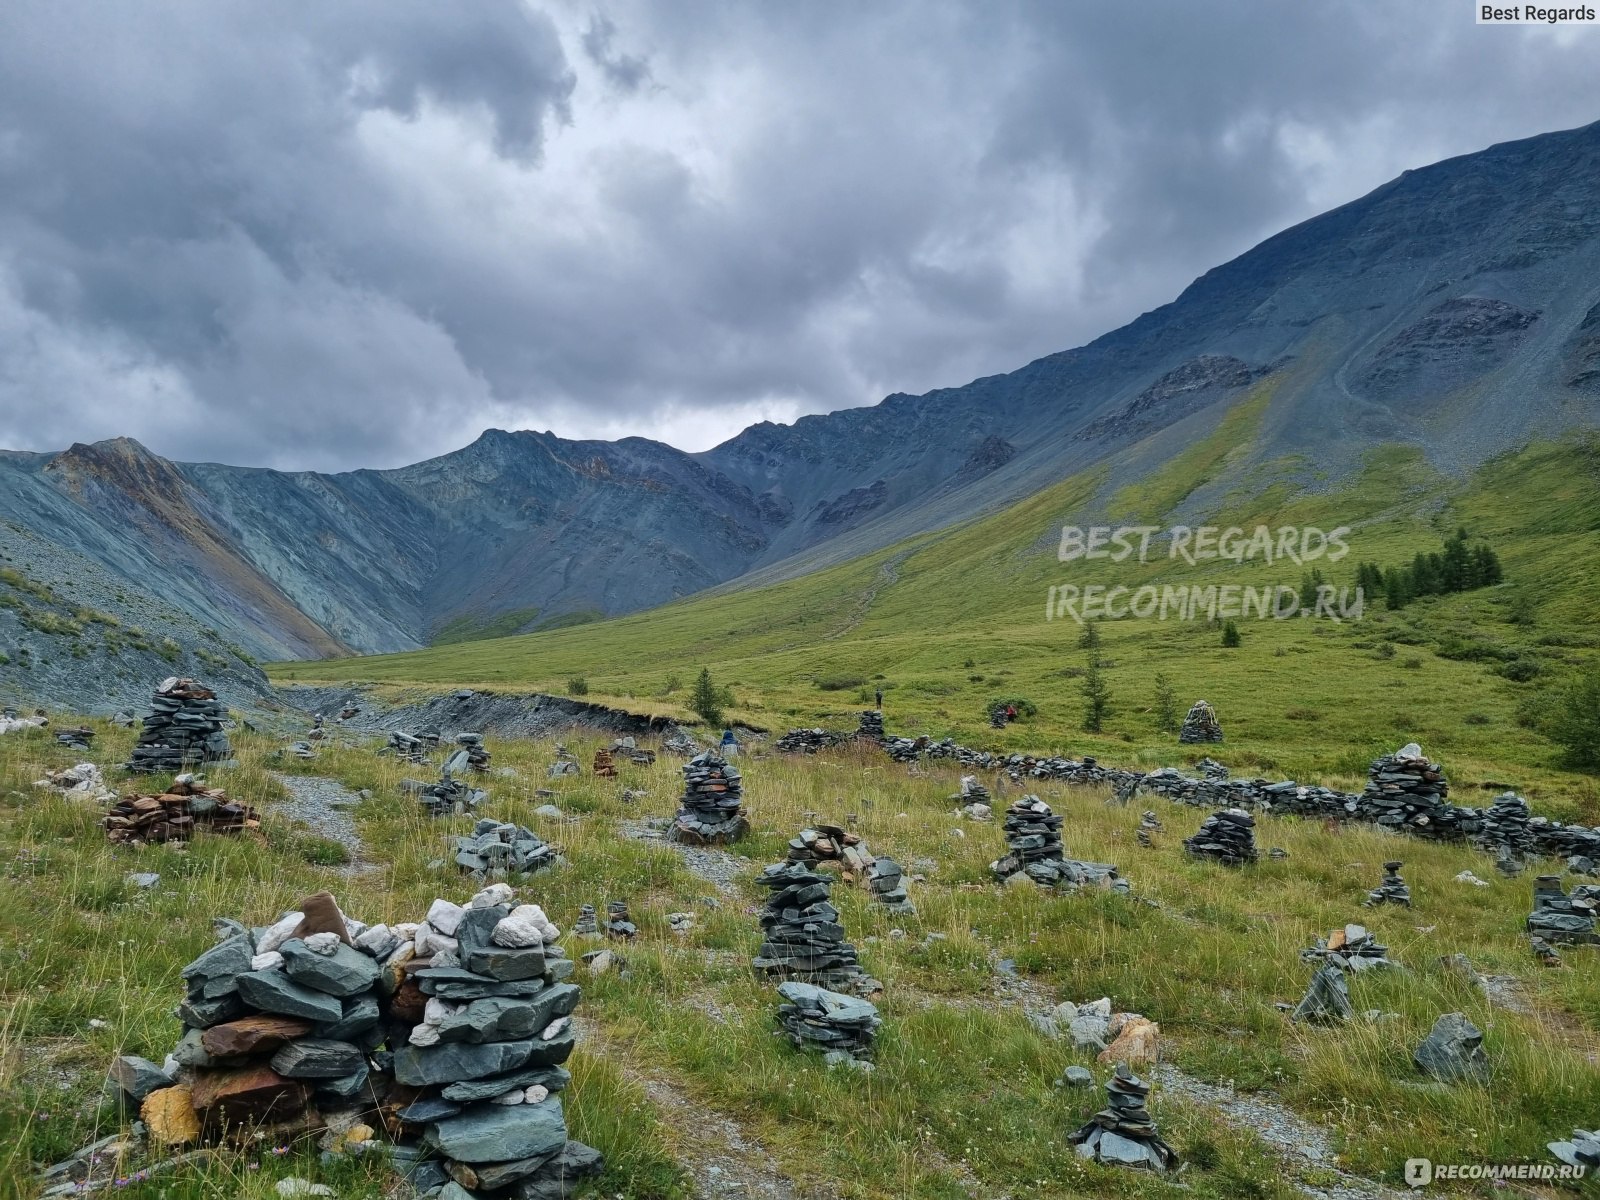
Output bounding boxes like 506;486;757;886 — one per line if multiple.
131;892;389;1152
391;886;603;1198
35;761;116;804
863;856;915;916
1136;811;1163;848
774;981;880;1064
591;749;617;778
1196;757;1228;781
402;769;487;819
454;734;491;774
1067;1064;1177;1172
571;906;600;939
453;820;559;880
1527;876;1600;945
1364;862;1412;908
857;710;885;740
1291;966;1355;1023
753;862;881;994
1301;924;1394;972
1477;792;1533;857
668;752;749;845
990;795;1128;892
1360;743;1457;835
55;725;94;751
787;824;917;916
388;732;432;765
989;708;1007;730
1177;700;1223;745
958;774;990;802
127;678;232;773
775;728;847;754
604;901;637;939
1183;809;1258;866
882;734;931;763
103;775;260;847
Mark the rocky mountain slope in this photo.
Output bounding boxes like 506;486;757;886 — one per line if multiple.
3;119;1599;689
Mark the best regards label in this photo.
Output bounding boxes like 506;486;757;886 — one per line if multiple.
1477;4;1598;21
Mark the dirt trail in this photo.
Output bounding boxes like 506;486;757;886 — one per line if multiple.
269;772;378;876
575;1017;802;1200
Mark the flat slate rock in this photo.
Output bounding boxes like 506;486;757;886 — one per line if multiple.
235;970;344;1023
425;1097;567;1164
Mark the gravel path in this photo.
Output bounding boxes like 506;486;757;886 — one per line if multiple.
574;1017;800;1200
270;773;374;875
1154;1066;1409;1200
617;817;747;895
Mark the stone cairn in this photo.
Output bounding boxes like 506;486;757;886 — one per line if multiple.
387;732;432;765
1364;861;1412;907
453;819;559;880
864;857;914;916
1361;743;1457;835
753;861;880;995
1067;1064;1177;1172
1176;700;1223;744
668;752;749;845
1135;811;1163;848
1183;809;1258;866
55;725;94;751
1196;757;1228;781
1527;876;1600;945
775;727;847;754
391;886;603;1198
591;748;617;778
991;795;1127;892
788;825;915;915
604;901;637;939
611;738;656;766
127;678;232;773
856;710;885;740
571;905;599;939
454;734;491;774
402;769;487;818
989;708;1007;730
1478;791;1533;862
775;981;879;1064
118;892;390;1157
34;761;115;804
1291;966;1354;1023
103;775;260;846
1300;923;1394;972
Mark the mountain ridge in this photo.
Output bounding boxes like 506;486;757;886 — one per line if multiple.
3;119;1600;689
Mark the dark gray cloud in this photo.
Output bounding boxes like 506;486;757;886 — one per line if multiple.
0;0;1595;469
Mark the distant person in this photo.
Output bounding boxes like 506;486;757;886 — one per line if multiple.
875;687;883;710
1005;704;1017;723
720;728;739;757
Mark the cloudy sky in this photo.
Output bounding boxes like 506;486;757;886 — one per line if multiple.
0;2;1596;471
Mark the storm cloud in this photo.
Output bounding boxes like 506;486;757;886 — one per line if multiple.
0;1;1595;470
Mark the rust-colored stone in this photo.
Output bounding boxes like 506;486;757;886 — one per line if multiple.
1097;1015;1160;1066
290;891;354;946
200;1014;313;1058
390;976;427;1024
190;1064;309;1124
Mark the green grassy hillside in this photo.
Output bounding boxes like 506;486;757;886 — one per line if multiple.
272;400;1600;814
5;720;1600;1199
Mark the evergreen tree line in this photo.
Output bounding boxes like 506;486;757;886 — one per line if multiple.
1350;527;1503;611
